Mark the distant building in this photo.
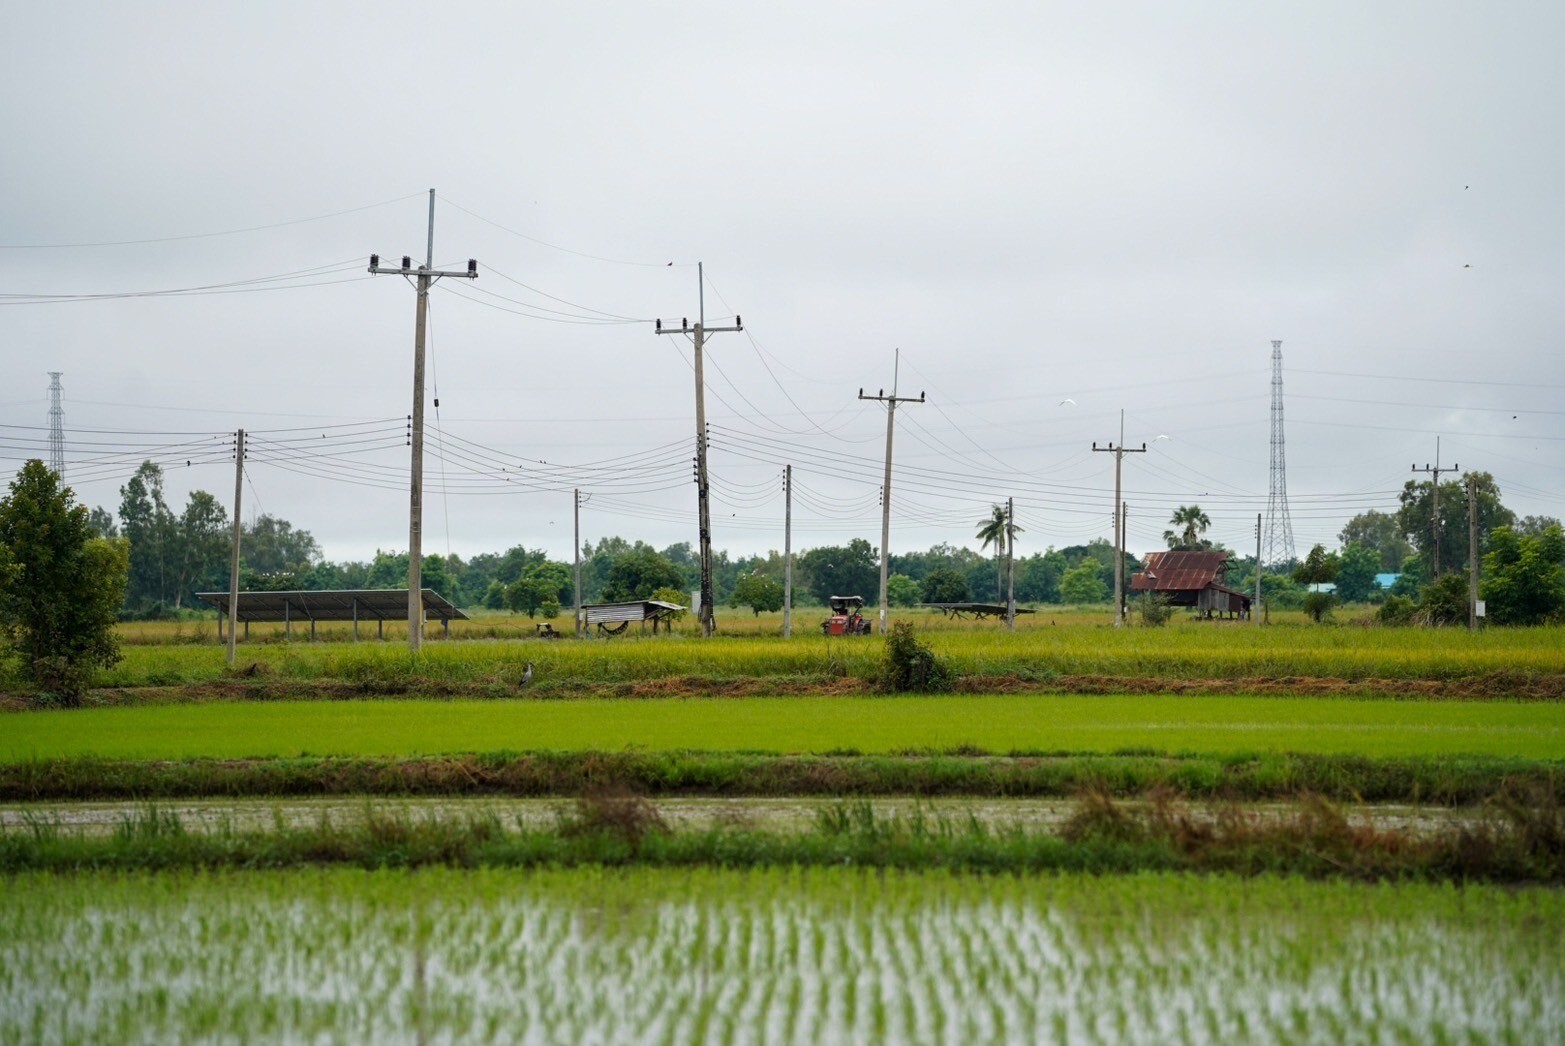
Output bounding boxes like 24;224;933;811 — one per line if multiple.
1130;550;1252;619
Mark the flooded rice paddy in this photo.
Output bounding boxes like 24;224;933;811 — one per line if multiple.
3;866;1559;1043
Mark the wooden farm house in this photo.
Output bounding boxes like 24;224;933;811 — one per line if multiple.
1129;550;1253;619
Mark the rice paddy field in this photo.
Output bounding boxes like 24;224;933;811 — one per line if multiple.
7;693;1565;762
4;621;1564;1041
3;867;1561;1043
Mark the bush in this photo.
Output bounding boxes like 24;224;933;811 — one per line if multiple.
538;600;561;620
1137;594;1174;627
1377;595;1416;626
1301;591;1335;623
1416;574;1469;627
877;621;950;693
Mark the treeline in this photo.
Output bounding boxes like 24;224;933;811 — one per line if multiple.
87;461;1562;623
88;463;1158;618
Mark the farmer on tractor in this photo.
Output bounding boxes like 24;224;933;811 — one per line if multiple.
821;595;872;636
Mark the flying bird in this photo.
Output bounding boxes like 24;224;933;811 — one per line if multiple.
1059;398;1076;406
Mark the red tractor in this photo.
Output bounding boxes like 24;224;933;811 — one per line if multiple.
821;595;873;636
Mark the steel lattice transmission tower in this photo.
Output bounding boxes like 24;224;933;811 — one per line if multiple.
47;372;65;483
1262;340;1295;566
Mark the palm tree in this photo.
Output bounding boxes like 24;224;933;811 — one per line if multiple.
976;503;1023;601
1164;505;1212;550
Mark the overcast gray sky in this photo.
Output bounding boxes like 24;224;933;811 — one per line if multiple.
3;1;1562;567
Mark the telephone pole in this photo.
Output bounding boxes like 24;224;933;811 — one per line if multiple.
368;189;478;654
783;464;794;638
859;352;925;634
655;263;742;638
1005;496;1016;631
1254;513;1262;626
1092;410;1147;627
1411;437;1457;578
574;488;587;638
1467;474;1480;631
226;429;244;666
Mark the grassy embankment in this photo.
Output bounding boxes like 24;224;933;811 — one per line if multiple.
3;789;1562;882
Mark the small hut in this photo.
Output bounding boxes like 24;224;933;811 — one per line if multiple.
1129;551;1252;619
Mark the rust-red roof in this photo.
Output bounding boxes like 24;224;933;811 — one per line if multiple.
1130;550;1230;592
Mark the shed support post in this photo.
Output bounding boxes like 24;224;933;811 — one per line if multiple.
310;617;316;642
378;618;384;640
443;616;450;639
244;620;249;640
284;601;291;640
353;599;359;642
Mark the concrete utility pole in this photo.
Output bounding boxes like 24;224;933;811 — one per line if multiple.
1467;474;1480;631
225;429;244;666
859;352;926;634
1121;500;1129;622
1006;496;1017;631
655;263;742;638
783;464;794;638
574;488;586;638
1254;513;1263;626
1411;437;1457;578
368;189;478;654
1092;410;1147;628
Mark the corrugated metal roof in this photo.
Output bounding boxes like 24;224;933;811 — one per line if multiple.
194;589;467;622
583;600;686;624
1130;550;1230;592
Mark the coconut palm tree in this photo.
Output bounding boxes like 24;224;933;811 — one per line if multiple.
1164;505;1212;550
976;503;1023;601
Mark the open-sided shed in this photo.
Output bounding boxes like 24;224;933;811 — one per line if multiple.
195;589;467;642
582;600;686;635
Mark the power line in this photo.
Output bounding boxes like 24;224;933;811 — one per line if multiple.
0;193;424;250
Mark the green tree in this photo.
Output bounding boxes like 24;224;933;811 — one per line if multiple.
798;539;879;606
171;490;229;609
242;514;322;576
602;549;686;602
1333;543;1381;603
730;572;785;616
1338;510;1411;571
0;461;130;703
1293;543;1340;622
1059;560;1108;604
975;504;1023;603
87;506;118;539
885;573;921;608
920;567;969;604
1481;524;1565;625
506;561;572;617
1016;549;1067;603
1164;505;1212;551
1396;471;1513;577
118;461;176;614
1517;515;1564;538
